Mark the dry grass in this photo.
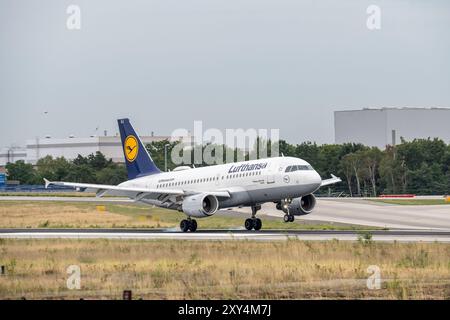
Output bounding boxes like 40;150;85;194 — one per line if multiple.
0;202;172;228
0;239;449;299
0;192;99;197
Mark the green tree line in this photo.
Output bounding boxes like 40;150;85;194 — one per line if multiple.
4;138;450;196
277;138;450;196
5;152;127;185
150;138;450;196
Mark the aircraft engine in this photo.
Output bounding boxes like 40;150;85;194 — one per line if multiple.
277;194;316;216
182;193;219;217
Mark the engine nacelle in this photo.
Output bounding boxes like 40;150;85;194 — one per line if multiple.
278;194;316;216
182;193;219;217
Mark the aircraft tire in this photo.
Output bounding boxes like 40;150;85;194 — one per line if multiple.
180;219;190;232
253;218;262;230
189;219;197;232
245;218;254;230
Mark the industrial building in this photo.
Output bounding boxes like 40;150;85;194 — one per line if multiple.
0;134;190;167
334;107;450;149
0;147;27;167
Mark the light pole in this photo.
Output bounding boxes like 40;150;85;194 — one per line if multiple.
164;144;170;172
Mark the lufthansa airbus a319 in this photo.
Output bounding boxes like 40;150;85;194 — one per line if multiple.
45;119;341;232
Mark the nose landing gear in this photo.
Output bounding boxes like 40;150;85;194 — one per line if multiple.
279;198;295;223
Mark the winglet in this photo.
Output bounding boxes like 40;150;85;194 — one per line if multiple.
43;178;51;189
330;174;342;183
320;174;342;187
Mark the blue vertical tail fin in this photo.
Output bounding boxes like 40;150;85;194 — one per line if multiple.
118;118;161;180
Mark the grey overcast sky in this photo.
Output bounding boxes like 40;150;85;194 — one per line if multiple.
1;0;449;148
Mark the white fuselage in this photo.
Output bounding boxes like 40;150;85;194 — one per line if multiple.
119;156;321;211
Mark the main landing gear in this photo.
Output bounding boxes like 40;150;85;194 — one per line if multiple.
180;218;197;232
245;205;262;231
245;218;262;231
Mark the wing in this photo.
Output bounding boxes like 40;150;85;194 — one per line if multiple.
44;178;230;200
320;174;342;187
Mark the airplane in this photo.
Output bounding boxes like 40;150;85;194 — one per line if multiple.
45;118;341;232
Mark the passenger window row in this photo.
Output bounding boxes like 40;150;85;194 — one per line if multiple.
156;171;261;189
285;165;313;172
226;171;261;179
157;176;216;188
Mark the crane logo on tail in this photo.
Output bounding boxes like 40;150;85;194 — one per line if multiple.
124;135;139;162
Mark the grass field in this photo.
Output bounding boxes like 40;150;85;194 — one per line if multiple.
0;192;98;197
0;239;449;299
0;201;377;230
369;199;450;206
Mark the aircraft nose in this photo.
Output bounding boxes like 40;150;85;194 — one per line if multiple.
313;170;322;188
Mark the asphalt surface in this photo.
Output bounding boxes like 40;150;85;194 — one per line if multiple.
234;199;450;230
1;228;450;242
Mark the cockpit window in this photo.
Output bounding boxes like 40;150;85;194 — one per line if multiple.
285;164;314;172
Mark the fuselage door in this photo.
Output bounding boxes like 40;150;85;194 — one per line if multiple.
266;162;275;184
216;173;221;186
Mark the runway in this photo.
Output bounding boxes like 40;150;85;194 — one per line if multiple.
1;195;449;233
233;199;450;230
1;228;450;242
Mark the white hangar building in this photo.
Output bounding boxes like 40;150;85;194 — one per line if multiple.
334;107;450;149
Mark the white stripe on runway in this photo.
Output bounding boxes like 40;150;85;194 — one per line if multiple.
2;231;450;242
